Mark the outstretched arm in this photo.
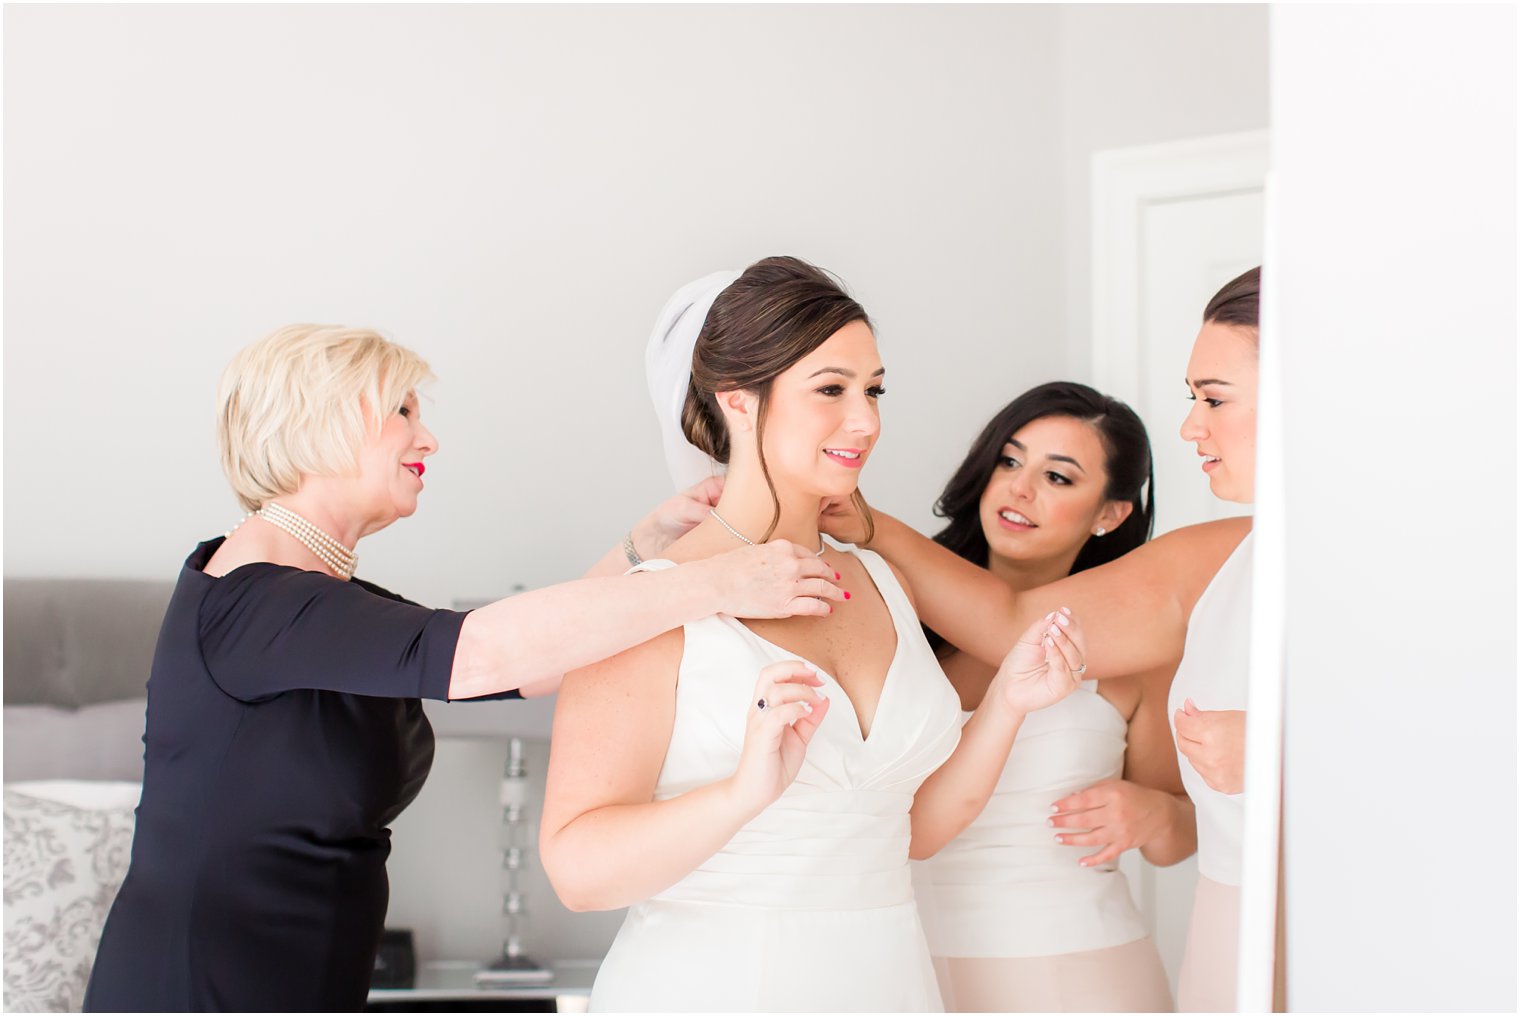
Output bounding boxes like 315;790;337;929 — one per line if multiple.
838;509;1250;680
450;540;844;700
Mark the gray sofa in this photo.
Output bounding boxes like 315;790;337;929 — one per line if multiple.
3;578;172;1011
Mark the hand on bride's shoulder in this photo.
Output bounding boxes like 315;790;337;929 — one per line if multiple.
636;476;727;556
819;493;871;546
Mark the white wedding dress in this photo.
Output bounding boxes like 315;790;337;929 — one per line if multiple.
589;544;963;1013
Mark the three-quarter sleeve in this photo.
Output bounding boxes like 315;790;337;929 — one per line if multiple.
198;564;468;703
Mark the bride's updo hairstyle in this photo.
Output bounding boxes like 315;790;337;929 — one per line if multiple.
681;255;876;543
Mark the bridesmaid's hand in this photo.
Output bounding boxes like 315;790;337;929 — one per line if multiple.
1173;700;1246;794
632;476;727;557
727;661;831;814
990;608;1086;715
819;493;871;546
1048;779;1180;867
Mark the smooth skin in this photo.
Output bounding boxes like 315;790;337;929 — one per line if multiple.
946;413;1196;868
541;321;1087;913
822;320;1259;797
206;392;848;700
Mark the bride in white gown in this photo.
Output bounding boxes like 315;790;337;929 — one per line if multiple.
540;257;1088;1013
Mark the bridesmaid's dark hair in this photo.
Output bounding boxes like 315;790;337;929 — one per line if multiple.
681;256;875;542
926;382;1154;652
1204;266;1261;334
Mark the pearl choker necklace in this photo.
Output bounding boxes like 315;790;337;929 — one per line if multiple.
231;502;357;580
708;508;827;557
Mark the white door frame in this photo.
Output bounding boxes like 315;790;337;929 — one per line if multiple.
1090;129;1270;406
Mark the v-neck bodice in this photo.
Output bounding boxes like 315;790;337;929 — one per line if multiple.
727;548;903;744
588;545;961;1011
629;543;963;910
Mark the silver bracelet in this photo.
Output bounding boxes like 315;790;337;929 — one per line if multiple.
622;530;644;567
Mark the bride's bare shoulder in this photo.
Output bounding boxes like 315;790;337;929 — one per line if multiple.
560;627;686;700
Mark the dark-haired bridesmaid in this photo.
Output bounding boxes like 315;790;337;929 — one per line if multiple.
914;382;1192;1012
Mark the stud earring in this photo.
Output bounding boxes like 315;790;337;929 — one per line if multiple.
1094;527;1106;537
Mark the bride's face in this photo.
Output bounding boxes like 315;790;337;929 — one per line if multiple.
757;319;884;500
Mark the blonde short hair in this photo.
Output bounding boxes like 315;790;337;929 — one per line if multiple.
217;325;434;512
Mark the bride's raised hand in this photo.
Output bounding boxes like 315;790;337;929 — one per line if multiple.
990;608;1088;715
727;661;831;814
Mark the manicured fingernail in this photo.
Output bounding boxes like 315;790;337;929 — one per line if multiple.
1044;611;1055;621
834;571;841;580
1079;859;1091;867
1055;613;1070;627
844;591;851;600
1060;606;1071;616
1053;835;1063;844
1043;636;1054;647
1050;804;1060;813
1046;818;1054;827
1049;625;1061;638
801;702;813;714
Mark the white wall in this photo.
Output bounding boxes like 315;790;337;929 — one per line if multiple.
1272;5;1516;1010
3;3;1067;608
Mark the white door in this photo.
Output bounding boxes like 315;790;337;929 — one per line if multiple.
1090;130;1267;987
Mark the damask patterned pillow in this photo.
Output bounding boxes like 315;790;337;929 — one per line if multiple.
3;784;138;1013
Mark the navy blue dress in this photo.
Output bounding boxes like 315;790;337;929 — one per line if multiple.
84;538;518;1012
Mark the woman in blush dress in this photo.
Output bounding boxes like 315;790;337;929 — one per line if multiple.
914;382;1193;1012
828;267;1262;1011
539;257;1089;1013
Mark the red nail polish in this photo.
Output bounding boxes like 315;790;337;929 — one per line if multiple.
835;572;841;580
843;591;851;600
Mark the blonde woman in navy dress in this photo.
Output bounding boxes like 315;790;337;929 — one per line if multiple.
913;382;1193;1012
827;268;1261;1011
84;325;846;1013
